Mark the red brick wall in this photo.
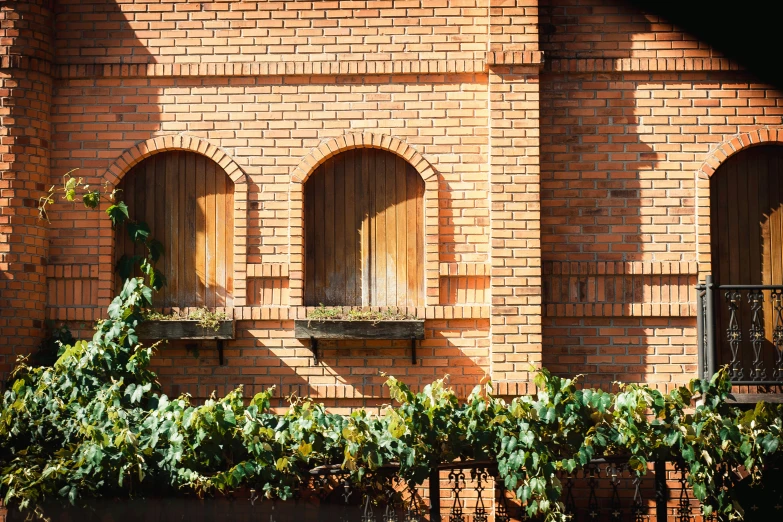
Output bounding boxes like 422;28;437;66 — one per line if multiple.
0;0;54;378
2;0;782;400
54;0;490;66
539;0;783;389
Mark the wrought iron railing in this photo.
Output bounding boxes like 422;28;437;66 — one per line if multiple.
240;458;711;522
697;275;783;385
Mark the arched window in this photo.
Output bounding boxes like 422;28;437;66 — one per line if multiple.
115;151;235;307
710;144;783;374
304;148;424;307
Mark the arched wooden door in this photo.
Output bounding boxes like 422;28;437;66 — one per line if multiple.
115;151;235;308
304;148;425;307
710;145;783;370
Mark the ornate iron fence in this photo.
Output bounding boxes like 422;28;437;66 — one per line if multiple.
244;458;712;522
697;275;783;385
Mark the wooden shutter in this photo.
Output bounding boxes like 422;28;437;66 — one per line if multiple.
115;151;234;308
711;145;783;368
304;148;424;307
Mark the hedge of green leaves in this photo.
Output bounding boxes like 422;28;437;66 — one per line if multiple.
1;276;782;521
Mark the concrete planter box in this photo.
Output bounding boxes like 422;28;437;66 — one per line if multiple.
294;319;424;364
135;320;235;341
135;320;235;365
294;319;424;341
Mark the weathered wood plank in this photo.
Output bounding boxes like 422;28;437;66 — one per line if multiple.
178;152;187;304
384;151;396;305
154;155;166;303
375;150;387;305
334;153;346;303
166;152;179;306
205;159;216;308
195;154;207;304
225;173;234;302
395;155;407;307
415;168;424;306
294;319;425;340
344;150;356;305
365;148;375;305
215;162;226;307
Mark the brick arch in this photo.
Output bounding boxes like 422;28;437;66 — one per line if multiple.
696;128;783;280
97;136;249;309
290;132;437;184
102;135;247;187
697;128;783;180
289;133;440;307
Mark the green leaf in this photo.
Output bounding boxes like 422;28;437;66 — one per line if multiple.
761;434;779;454
107;201;130;228
82;190;101;209
147;239;164;263
127;221;150;243
149;269;166;291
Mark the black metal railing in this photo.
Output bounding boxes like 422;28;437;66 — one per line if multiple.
248;458;708;522
697;275;783;385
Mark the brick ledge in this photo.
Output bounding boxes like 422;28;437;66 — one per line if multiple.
46;305;491;321
55;59;487;79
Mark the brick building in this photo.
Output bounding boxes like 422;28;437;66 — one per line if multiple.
2;0;781;408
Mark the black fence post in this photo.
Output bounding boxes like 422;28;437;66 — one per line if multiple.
429;466;441;521
705;274;717;378
697;282;705;379
655;460;668;522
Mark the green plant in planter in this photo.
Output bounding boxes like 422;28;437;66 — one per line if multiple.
144;308;229;332
307;304;416;323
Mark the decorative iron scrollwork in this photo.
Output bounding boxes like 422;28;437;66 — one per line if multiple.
632;472;649;522
608;462;624;522
586;463;600;521
448;469;466;522
676;461;693;522
471;467;489;522
773;290;783;381
748;289;767;381
563;474;576;521
726;290;744;381
361;493;377;522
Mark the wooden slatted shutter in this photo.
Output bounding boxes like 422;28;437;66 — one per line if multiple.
711;145;783;370
115;151;234;307
304;148;425;307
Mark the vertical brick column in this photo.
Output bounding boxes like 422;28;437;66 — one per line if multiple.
488;0;543;385
0;0;53;382
489;65;543;384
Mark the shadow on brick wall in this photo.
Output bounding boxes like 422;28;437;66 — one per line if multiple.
538;0;697;390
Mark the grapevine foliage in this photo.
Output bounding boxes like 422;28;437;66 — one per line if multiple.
1;276;781;520
4;170;781;520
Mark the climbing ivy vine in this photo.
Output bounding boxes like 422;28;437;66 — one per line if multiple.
1;171;780;520
1;273;780;521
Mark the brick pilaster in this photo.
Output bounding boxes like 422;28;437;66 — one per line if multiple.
489;0;543;384
0;0;53;383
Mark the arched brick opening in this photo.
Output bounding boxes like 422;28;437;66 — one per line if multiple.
98;136;248;309
696;128;783;280
289;133;439;307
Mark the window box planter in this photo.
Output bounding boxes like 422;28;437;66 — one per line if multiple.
294;319;425;364
136;320;235;364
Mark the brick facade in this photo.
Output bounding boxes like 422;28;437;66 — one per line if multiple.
1;0;781;404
